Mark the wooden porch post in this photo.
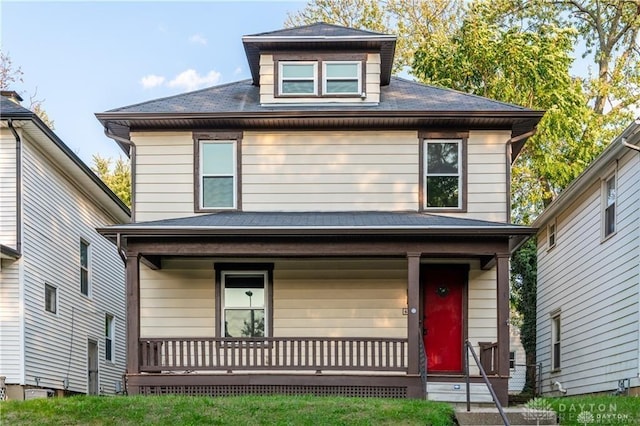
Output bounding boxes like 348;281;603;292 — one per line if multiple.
126;251;141;395
495;253;510;405
407;252;421;376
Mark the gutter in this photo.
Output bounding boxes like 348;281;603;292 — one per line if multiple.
103;125;136;223
7;119;22;256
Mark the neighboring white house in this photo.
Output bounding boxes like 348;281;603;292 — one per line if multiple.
0;92;130;399
534;120;640;396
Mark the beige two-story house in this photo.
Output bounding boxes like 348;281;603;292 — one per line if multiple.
95;23;543;404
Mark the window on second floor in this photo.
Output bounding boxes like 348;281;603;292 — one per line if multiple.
105;314;115;362
323;61;361;95
547;220;556;249
279;62;317;95
80;240;90;296
195;134;242;211
423;139;464;210
603;173;616;238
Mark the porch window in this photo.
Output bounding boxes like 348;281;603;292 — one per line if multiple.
551;313;561;371
45;283;57;314
424;140;463;209
105;314;114;362
323;61;361;94
222;271;268;337
200;140;237;209
279;62;317;95
603;174;616;238
80;240;90;296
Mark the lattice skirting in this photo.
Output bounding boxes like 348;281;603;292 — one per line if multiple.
139;385;407;398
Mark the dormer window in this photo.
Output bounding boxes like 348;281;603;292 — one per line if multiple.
279;62;317;95
274;54;365;99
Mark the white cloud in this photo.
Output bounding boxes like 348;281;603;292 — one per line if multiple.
140;74;166;89
233;66;243;75
167;69;222;91
189;34;208;45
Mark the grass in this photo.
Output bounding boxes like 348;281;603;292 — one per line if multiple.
0;394;456;425
541;395;640;425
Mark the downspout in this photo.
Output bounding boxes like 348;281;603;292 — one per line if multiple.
8;119;22;254
116;233;127;265
506;128;537;224
103;126;137;222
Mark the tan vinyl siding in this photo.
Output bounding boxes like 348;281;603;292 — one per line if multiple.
260;53;381;104
273;259;407;338
140;258;215;338
242;131;418;211
133;132;195;222
536;149;640;395
0;130;17;248
21;140;126;394
0;258;22;384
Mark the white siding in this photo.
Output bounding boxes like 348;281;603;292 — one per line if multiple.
536;149;640;395
0;258;22;384
242;131;419;211
0;129;17;248
259;53;381;104
20;139;126;394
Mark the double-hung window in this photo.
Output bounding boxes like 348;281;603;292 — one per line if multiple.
603;174;616;238
199;140;237;209
424;139;463;209
551;313;561;371
323;61;361;95
547;220;556;249
221;271;268;337
105;314;114;362
45;283;57;314
80;240;90;296
279;62;317;95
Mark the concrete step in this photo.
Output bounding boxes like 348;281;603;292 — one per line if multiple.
455;407;557;425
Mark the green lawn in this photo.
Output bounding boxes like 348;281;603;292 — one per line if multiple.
0;394;456;425
542;396;640;425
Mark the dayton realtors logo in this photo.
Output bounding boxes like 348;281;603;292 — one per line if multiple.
555;402;636;424
523;398;556;423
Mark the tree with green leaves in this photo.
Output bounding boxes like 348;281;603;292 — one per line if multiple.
91;154;131;208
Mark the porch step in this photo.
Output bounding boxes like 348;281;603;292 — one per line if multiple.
455;407;557;425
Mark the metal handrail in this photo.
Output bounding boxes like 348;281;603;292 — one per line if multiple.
465;340;510;426
418;332;427;397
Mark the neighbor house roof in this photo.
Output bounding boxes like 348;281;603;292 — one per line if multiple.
1;95;130;222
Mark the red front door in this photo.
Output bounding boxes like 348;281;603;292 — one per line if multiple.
423;265;466;373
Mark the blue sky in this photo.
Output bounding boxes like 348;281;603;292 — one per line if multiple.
1;1;306;164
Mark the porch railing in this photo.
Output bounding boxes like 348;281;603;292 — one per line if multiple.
139;337;408;372
479;341;499;375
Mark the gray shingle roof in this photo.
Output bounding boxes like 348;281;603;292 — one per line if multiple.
1;96;34;116
246;22;389;38
112;211;529;230
105;76;530;114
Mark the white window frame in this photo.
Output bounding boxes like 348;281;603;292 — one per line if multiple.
424;139;463;210
45;283;58;314
278;61;318;96
105;314;115;362
199;140;237;210
547;220;556;249
322;61;362;95
602;172;616;239
80;239;90;297
551;312;561;371
221;270;268;338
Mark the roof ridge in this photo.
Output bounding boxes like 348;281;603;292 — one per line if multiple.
246;21;390;38
105;79;253;112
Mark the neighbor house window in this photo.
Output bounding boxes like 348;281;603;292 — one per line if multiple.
199;140;237;209
221;271;268;337
424;139;463;209
323;61;361;94
603;174;616;237
547;220;556;249
509;351;516;370
105;314;114;362
45;283;57;314
80;240;90;296
551;313;561;371
279;62;317;95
